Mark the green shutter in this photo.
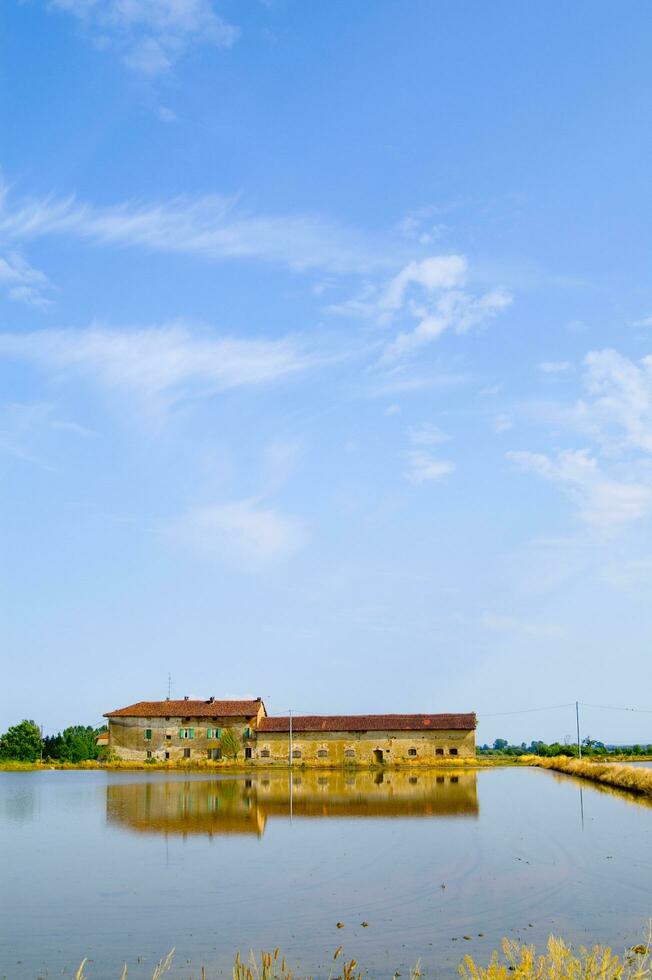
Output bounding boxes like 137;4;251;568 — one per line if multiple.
189;728;194;739
179;728;184;739
216;728;222;739
145;729;152;740
207;728;212;739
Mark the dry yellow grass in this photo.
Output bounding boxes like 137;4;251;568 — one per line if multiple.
459;935;651;980
69;934;652;980
524;756;652;797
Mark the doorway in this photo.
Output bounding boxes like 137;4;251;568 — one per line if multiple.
373;749;383;764
245;747;252;760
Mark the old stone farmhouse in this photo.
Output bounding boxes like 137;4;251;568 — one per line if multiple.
104;697;476;764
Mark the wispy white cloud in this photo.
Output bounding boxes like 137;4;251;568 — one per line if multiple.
380;255;467;313
581;349;652;455
49;0;238;75
167;498;307;569
403;420;455;483
408;422;450;446
492;414;512;434
328;251;511;360
539;360;571;374
507;448;652;528
0;323;315;402
0;183;401;276
384;284;512;359
0;401;93;469
0;251;52;309
631;314;652;328
481;611;563;637
404;450;454;485
157;105;177;123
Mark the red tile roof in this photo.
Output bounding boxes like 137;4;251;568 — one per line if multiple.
258;713;476;733
105;699;264;719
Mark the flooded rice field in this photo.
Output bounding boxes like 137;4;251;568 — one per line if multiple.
0;767;651;979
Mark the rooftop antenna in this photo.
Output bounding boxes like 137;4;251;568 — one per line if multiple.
167;672;172;701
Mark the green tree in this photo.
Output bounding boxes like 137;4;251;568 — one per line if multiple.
59;726;100;762
493;738;508;751
220;727;242;761
0;720;42;762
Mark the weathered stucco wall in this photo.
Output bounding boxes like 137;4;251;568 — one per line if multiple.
108;715;258;762
256;728;476;765
109;718;475;764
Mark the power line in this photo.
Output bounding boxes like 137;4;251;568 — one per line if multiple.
478;703;575;718
580;701;652;714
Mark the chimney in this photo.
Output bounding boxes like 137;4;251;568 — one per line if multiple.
208;696;215;703
184;695;189;701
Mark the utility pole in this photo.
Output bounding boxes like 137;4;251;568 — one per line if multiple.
289;709;293;767
576;701;582;758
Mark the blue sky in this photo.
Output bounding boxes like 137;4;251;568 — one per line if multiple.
2;1;652;744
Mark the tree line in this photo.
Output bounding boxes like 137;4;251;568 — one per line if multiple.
479;738;652;757
0;719;107;763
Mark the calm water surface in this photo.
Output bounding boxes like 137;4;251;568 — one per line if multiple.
0;767;651;979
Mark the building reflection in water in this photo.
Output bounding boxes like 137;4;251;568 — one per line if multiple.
106;769;478;838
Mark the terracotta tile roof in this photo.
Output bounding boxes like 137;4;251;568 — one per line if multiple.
258;713;476;733
105;699;264;719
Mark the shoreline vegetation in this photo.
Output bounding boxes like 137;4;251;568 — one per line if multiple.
2;754;652;778
526;756;652;799
71;933;652;980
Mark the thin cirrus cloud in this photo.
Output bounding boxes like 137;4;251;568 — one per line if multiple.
167;499;308;570
49;0;239;75
0;183;402;276
0;323;316;401
404;423;455;484
0;250;52;309
509;349;652;530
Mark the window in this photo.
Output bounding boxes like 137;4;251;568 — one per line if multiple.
179;728;195;740
166;733;171;741
451;776;459;783
165;751;170;760
344;749;355;758
183;748;191;759
317;748;328;758
292;749;302;759
409;776;418;785
145;729;152;740
261;749;271;758
245;747;252;760
436;776;444;784
207;727;222;739
146;750;152;759
408;747;417;757
206;749;212;759
435;747;444;756
449;747;458;756
244;727;252;738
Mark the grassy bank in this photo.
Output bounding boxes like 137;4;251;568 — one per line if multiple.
0;756;499;773
525;756;652;798
71;934;652;980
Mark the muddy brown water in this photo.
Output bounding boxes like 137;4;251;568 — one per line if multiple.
0;767;651;979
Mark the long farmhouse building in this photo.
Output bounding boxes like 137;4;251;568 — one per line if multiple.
105;698;476;764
